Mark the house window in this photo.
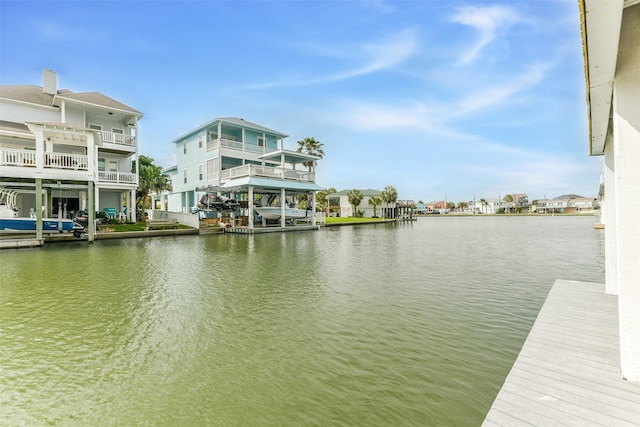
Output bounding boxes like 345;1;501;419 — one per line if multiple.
207;159;218;181
89;124;102;131
98;158;106;171
183;168;187;184
112;128;123;134
109;160;118;172
183;142;187;155
199;164;203;181
257;136;265;147
199;136;203;148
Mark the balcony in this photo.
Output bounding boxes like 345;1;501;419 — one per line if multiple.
101;130;135;147
1;148;88;171
206;138;278;154
98;171;137;184
1;148;36;167
45;152;88;170
219;164;314;183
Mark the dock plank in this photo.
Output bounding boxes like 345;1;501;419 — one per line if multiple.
483;279;640;426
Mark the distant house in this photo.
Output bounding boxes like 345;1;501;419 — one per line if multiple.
426;200;447;212
469;197;500;214
326;189;383;218
536;195;598;214
500;193;529;213
415;201;427;214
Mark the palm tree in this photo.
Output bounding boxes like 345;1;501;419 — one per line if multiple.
296;137;324;171
137;155;172;221
381;185;398;218
457;201;468;212
446;202;456;213
503;194;514;213
480;198;488;214
368;195;382;218
347;190;363;217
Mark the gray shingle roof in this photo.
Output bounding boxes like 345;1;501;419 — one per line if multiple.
217;117;288;137
0;84;142;115
172;116;289;143
57;91;142;114
0;85;55;106
0;120;31;134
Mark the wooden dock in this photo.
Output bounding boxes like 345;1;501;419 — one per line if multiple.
483;279;640;426
224;224;320;234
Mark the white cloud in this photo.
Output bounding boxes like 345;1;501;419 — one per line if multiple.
451;62;551;118
242;28;419;89
322;61;551;139
450;5;521;65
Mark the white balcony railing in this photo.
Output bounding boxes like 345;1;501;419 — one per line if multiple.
45;152;89;170
1;148;37;167
101;131;135;147
207;138;278;154
98;171;137;184
219;164;314;183
1;148;136;184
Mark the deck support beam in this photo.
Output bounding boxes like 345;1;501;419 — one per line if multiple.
35;178;43;240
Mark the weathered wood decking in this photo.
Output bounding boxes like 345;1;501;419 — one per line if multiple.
483;279;640;426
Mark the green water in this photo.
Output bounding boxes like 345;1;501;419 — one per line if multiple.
0;216;604;425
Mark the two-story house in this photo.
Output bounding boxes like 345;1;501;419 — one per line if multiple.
0;69;143;238
535;195;598;214
160;117;323;231
500;193;529;213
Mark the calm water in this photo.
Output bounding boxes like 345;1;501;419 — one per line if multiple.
0;216;604;426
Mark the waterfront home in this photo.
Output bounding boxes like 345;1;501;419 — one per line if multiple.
467;197;500;214
326;189;383;218
325;189;413;219
425;200;447;213
581;0;639;382
157;117;323;230
0;69;143;240
535;195;598;214
499;193;529;213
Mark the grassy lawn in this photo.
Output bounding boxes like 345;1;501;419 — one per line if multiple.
325;217;392;224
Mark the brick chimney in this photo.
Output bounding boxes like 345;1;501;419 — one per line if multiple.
42;69;57;95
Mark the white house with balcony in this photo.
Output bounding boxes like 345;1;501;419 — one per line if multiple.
160;117;323;230
0;69;143;239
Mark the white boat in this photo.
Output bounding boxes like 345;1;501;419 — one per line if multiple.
254;206;309;220
0;188;77;232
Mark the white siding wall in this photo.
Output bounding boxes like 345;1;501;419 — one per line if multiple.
0;100;59;124
65;106;85;126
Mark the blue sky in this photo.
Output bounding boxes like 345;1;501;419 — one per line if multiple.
1;0;602;203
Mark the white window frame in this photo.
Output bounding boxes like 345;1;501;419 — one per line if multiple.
257;136;265;147
89;124;102;131
183;168;188;184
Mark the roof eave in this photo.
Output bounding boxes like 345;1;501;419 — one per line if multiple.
580;0;624;156
54;94;144;119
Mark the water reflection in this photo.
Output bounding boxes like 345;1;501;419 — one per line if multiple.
0;216;603;425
